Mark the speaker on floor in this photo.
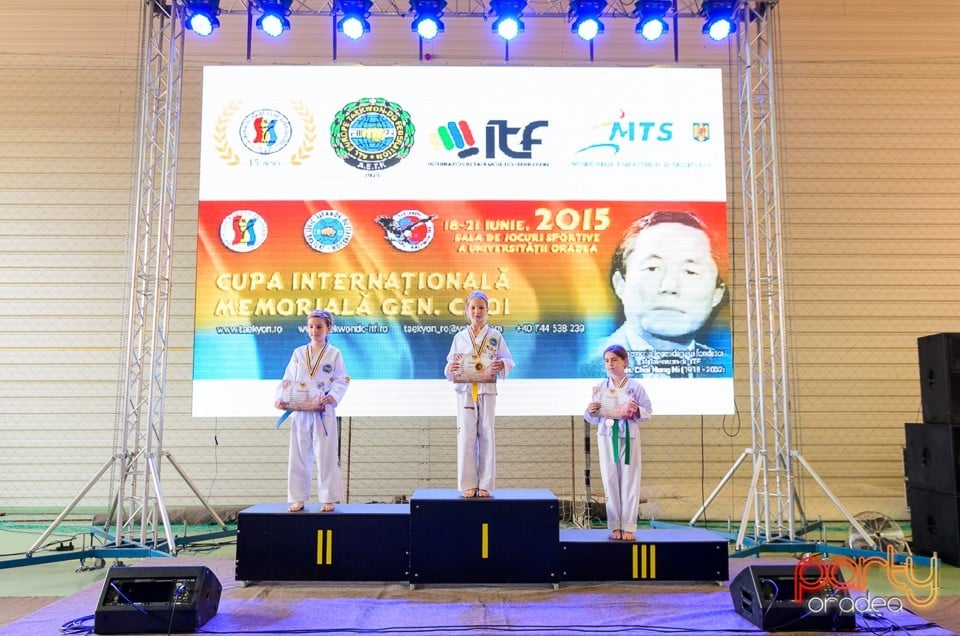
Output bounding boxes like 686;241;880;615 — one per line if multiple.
908;487;960;566
917;333;960;424
94;565;222;634
729;564;855;631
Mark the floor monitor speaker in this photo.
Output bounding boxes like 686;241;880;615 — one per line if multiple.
729;564;855;631
94;565;222;634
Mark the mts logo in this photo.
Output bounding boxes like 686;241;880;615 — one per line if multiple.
609;121;674;142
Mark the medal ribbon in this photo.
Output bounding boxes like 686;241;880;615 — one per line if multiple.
609;376;630;465
308;344;331;435
470;327;490;404
305;344;327;378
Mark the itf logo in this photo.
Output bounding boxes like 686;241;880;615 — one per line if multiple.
432;119;548;160
432;121;479;158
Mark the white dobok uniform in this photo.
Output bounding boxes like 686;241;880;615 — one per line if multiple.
443;326;514;493
282;343;349;505
583;377;652;533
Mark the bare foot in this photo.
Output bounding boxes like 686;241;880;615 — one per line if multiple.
462;488;478;498
321;502;335;512
609;529;622;540
288;501;304;512
621;531;635;541
477;489;490;497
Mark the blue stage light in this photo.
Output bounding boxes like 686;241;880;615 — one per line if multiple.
568;0;606;42
256;0;292;38
338;0;373;40
410;0;447;40
701;0;737;41
633;0;670;42
184;0;221;37
489;0;526;41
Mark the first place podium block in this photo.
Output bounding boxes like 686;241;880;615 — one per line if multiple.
409;489;560;586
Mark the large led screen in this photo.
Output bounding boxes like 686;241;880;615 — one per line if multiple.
193;66;733;417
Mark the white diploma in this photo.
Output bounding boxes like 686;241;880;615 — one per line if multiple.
275;379;323;411
593;385;632;419
452;352;497;384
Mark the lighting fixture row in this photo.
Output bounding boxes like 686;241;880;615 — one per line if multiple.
183;0;740;43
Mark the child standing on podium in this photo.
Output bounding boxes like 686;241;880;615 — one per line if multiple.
584;344;652;540
275;309;350;513
444;290;514;498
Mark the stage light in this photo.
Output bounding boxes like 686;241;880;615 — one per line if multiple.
184;0;221;37
256;0;292;38
701;0;737;41
338;0;373;40
633;0;670;42
489;0;526;41
568;0;606;42
410;0;446;40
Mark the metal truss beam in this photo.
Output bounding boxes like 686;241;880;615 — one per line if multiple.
26;0;227;562
216;0;706;18
736;0;792;547
723;0;873;552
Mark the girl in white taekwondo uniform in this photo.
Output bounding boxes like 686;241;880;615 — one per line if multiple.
584;344;653;540
275;309;350;513
444;290;514;498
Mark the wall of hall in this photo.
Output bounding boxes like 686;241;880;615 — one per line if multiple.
0;1;957;528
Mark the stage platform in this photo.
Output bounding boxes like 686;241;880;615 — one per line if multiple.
236;489;730;586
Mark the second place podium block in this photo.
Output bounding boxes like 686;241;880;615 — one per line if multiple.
236;503;411;582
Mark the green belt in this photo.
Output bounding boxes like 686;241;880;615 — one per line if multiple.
611;419;631;465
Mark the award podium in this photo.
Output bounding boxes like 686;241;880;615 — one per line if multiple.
235;490;728;586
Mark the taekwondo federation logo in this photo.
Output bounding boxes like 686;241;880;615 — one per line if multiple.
220;210;268;253
239;109;294;155
693;122;711;142
330;98;416;171
374;210;436;252
304;210;353;253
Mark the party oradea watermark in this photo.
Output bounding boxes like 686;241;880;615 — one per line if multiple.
794;547;940;615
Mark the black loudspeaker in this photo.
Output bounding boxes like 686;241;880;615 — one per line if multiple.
904;422;960;495
917;333;960;424
94;565;222;634
907;487;960;566
729;564;855;631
